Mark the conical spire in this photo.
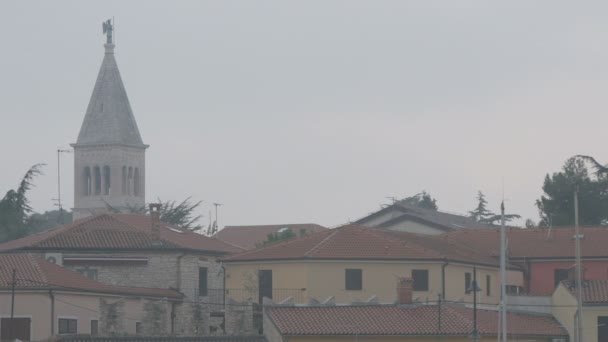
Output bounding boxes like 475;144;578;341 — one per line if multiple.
75;40;145;147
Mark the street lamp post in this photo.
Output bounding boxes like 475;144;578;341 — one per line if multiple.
468;267;482;342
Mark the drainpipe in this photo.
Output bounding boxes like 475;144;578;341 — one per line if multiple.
170;301;176;334
49;290;55;336
441;260;449;300
220;262;226;307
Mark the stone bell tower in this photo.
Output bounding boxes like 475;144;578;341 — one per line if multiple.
72;20;148;220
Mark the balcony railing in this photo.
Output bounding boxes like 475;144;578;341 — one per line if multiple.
195;288;306;305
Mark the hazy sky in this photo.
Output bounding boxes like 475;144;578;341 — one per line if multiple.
2;1;607;228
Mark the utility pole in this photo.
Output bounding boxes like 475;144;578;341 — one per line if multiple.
471;267;479;342
499;201;507;342
9;268;16;341
574;187;584;342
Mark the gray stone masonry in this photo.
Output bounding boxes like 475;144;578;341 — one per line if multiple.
225;299;256;336
99;298;125;335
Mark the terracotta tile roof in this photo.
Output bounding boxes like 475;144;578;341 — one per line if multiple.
215;224;327;250
563;279;608;304
0;214;242;254
266;304;567;338
0;253;182;299
59;336;266;342
443;226;608;260
223;224;508;267
357;202;495;231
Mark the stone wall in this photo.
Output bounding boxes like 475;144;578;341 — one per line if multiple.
63;251;225;336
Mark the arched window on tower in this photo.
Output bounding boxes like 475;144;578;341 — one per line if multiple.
83;167;92;196
122;166;127;195
103;166;111;195
127;167;133;196
94;166;101;195
134;168;140;197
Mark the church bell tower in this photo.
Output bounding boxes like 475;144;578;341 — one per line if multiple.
72;20;148;220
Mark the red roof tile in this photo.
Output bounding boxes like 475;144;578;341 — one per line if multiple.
0;214;242;254
266;304;567;338
0;253;182;299
564;279;608;304
223;225;507;267
215;224;326;250
444;226;608;260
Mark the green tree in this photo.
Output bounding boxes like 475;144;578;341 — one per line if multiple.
256;228;296;248
402;191;438;210
468;191;494;222
536;156;608;226
0;164;44;242
105;197;204;231
26;209;73;234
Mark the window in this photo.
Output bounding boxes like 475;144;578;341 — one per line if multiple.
411;270;429;291
76;268;98;280
122;166;127;195
598;316;608;342
1;318;31;341
486;275;491;296
103;166;111;195
83;167;92;196
258;269;273;302
554;269;569;288
465;272;472;294
198;267;208;296
345;269;363;290
136;322;143;335
506;285;522;295
127;167;133;195
90;320;98;336
94;166;101;195
59;318;77;334
134;168;140;196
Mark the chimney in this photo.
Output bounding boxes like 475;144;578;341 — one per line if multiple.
149;203;162;244
396;277;414;304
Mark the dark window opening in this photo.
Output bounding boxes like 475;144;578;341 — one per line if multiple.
122;166;127;195
59;318;77;334
90;320;98;336
134;168;140;196
486;275;491;296
103;166;111;195
127;167;133;196
258;270;273;302
93;166;101;195
554;269;569;288
198;267;208;297
83;167;92;196
136;322;143;335
465;272;472;294
76;269;98;280
1;317;31;341
345;269;363;290
598;316;608;342
412;269;429;291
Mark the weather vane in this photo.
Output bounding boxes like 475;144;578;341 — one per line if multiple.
102;19;113;44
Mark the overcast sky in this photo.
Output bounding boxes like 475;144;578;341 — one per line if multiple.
1;1;607;228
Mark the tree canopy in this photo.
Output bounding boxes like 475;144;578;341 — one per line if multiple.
401;191;438;210
536;156;608;226
468;190;520;225
0;164;45;242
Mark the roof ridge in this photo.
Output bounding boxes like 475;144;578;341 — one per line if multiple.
303;228;342;257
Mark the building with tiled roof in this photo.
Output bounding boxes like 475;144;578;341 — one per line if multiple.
214;224;326;250
444;227;608;295
222;224;524;305
0;253;182;341
0;212;243;336
58;336;267;342
264;304;567;342
356;201;495;235
552;279;608;341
